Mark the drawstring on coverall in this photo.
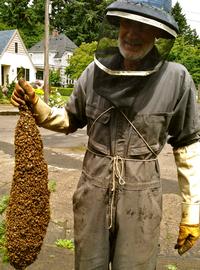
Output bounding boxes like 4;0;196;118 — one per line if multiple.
87;107;158;229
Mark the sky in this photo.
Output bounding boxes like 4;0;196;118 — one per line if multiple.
172;0;200;36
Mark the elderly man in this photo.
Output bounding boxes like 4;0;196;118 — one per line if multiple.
11;0;200;269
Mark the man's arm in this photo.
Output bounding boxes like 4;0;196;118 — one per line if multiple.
173;141;200;255
32;97;71;133
11;78;87;134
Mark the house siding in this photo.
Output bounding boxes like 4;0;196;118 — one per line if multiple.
6;32;26;55
1;52;36;83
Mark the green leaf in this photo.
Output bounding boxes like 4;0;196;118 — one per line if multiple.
0;195;9;215
65;41;97;79
48;180;57;193
55;239;75;251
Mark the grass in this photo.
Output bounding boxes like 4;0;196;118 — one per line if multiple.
0;195;9;264
0;195;9;215
48;179;57;193
166;264;178;270
64;145;86;153
0;98;10;104
55;239;75;251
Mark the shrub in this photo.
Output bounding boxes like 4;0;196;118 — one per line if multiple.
49;87;58;94
57;88;73;96
0;195;10;264
49;94;68;108
6;82;15;98
35;88;44;96
49;70;61;87
67;83;74;88
0;86;3;99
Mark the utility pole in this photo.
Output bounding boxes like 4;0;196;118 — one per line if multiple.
44;0;50;104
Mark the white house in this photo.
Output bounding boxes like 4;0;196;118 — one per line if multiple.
28;30;77;87
0;29;36;86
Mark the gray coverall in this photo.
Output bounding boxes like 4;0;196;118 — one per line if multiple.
37;60;200;270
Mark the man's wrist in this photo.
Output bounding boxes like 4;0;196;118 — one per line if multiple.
32;97;51;124
32;94;39;105
181;202;200;224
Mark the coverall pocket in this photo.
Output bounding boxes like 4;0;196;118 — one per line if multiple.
124;159;161;191
127;113;173;158
148;186;163;220
86;104;112;154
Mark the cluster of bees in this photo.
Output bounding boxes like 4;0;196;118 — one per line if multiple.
6;105;50;270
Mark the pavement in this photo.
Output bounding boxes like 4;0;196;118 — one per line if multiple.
1;104;200;270
0;104;19;115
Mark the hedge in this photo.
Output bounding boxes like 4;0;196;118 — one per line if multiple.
50;87;73;96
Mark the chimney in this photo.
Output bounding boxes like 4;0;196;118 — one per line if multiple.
52;29;59;37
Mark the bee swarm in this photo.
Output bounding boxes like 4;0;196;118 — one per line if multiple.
6;105;50;270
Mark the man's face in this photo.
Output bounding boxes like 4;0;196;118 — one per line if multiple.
118;18;160;61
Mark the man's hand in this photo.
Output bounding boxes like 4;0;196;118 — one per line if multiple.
11;79;38;107
175;224;200;255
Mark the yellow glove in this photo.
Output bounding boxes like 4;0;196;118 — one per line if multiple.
175;224;200;255
11;79;38;107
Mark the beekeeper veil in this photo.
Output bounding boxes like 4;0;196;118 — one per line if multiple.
93;0;179;107
95;0;178;75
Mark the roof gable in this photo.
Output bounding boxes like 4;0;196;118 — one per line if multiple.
29;33;77;58
0;29;36;70
0;30;16;54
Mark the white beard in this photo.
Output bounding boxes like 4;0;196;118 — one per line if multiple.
118;37;154;61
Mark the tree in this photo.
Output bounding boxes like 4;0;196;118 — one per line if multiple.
0;0;45;48
51;0;113;46
49;70;61;87
172;2;187;34
65;41;97;79
172;2;200;46
169;2;200;86
0;22;13;31
169;36;200;86
0;0;113;48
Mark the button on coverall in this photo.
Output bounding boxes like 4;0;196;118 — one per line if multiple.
33;60;200;270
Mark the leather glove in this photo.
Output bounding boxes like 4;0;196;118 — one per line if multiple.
175;223;200;255
11;79;38;107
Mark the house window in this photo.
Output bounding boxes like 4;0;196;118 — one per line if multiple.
15;43;18;53
17;68;30;81
25;69;30;81
36;70;44;80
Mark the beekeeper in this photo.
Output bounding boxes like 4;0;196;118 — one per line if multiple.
11;0;200;269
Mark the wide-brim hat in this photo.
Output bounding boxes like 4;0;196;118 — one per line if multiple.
106;0;179;38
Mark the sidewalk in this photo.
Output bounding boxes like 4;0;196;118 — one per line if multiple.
1;105;200;270
0;104;19;115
